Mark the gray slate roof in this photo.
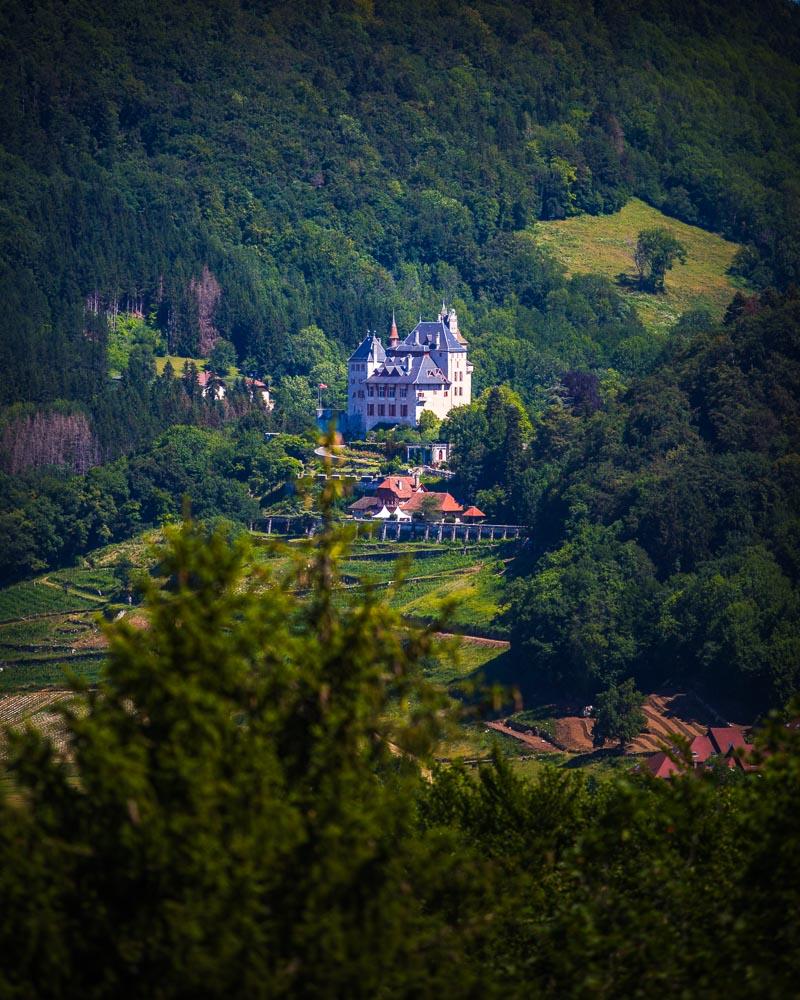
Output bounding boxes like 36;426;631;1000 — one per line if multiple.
348;334;386;363
367;353;450;386
396;319;466;353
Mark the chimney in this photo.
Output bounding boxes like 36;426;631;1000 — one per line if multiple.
412;470;420;489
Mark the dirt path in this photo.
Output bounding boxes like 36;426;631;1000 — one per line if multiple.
555;716;597;751
627;694;706;753
486;720;559;753
434;632;510;649
39;578;107;603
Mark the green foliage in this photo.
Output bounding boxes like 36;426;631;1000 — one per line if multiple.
593;677;647;747
507;524;658;694
633;228;688;293
441;386;534;519
275;375;318;434
1;0;799;411
1;514;799;993
0;581;97;621
207;338;237;375
107;313;166;375
0;422;311;584
0;510;457;995
417;409;441;441
506;288;800;709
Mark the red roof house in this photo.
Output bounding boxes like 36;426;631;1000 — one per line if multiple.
196;369;226;400
708;727;751;756
646;752;682;779
375;475;425;507
689;733;715;764
348;496;381;516
400;491;463;517
462;505;486;521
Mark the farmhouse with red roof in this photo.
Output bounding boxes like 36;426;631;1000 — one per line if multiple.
647;725;756;778
349;472;467;522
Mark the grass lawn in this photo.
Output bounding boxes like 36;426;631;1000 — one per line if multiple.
395;560;507;636
154;355;207;375
533;197;744;332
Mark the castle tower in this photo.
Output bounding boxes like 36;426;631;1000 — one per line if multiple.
389;310;399;348
346;331;386;434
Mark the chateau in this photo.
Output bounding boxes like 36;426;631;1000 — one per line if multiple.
346;305;472;433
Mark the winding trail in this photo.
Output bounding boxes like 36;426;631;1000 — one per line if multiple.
433;632;510;649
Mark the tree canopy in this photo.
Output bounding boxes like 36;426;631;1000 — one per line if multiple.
633;228;688;292
2;507;800;995
593;678;647;747
2;0;800;412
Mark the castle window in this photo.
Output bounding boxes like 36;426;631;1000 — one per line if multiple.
388;405;396;417
367;404;374;416
378;404;385;416
378;386;386;397
401;404;408;417
368;386;374;397
388;386;396;398
400;387;407;397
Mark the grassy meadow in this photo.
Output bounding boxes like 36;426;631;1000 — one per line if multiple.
534;197;744;332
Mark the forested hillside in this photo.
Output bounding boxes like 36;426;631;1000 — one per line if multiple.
2;0;800;412
441;290;800;711
2;0;800;708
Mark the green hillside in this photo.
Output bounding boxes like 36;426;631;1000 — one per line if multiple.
2;0;800;414
534;198;744;332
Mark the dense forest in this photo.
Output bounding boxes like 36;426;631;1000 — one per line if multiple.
441;291;800;711
2;1;800;991
1;0;800;711
2;517;798;996
2;0;800;413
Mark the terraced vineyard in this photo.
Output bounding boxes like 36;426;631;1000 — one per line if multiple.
0;563;128;691
0;580;100;622
336;539;512;638
0;530;530;765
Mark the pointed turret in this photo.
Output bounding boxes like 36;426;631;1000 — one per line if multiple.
389;310;399;347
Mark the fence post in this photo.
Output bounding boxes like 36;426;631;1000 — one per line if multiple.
267;518;272;535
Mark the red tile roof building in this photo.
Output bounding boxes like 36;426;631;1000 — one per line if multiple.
400;491;463;516
349;476;466;520
647;725;756;778
375;475;425;506
708;727;750;756
646;752;682;779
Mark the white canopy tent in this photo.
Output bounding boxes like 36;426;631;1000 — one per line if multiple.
372;504;392;519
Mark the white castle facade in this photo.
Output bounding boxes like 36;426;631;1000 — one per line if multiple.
346;305;472;433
